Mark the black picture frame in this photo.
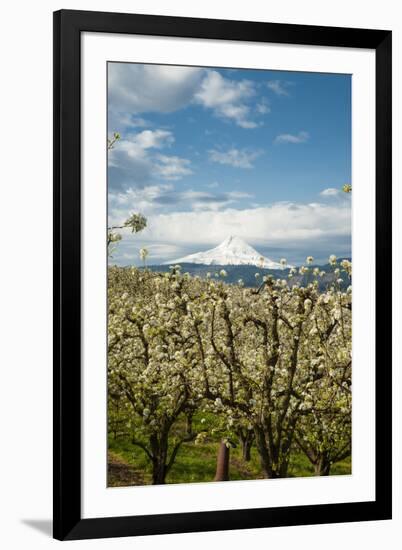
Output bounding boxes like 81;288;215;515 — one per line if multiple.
53;9;392;541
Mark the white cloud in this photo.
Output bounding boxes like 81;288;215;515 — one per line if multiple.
182;190;252;211
146;243;182;257
154;155;193;180
320;188;340;197
128;117;149;128
109;184;173;216
144;201;350;247
267;79;291;96
195;70;259;128
208;148;262;169
275;131;309;144
108;63;204;115
108;185;253;221
133;129;174;149
111;199;350;248
108;129;174;165
108;129;192;187
109;194;351;265
256;99;271;114
109;64;268;130
108;112;149;132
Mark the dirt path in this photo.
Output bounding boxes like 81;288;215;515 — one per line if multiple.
107;451;146;487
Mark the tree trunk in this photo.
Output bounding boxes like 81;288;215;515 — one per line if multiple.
214;440;230;481
254;426;288;478
279;458;290;478
152;460;167;484
186;412;193;435
150;432;169;485
238;429;254;462
242;440;252;462
313;454;331;476
254;426;275;478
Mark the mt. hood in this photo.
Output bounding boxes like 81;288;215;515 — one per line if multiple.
167;236;291;269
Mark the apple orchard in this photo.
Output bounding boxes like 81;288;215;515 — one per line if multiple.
107;254;352;485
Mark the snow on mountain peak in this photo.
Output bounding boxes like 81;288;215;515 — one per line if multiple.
167;236;291;269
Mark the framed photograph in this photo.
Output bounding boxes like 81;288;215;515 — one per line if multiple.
53;9;392;541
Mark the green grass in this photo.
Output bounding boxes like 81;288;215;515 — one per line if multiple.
287;450;351;478
108;418;351;486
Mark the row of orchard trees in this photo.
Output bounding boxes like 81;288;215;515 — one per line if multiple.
108;261;352;485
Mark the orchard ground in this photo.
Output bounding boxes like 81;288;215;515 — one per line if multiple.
108;411;351;486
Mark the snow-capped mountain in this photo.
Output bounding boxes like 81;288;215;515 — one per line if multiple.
167;236;291;269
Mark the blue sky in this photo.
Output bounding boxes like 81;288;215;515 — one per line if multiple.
108;63;351;266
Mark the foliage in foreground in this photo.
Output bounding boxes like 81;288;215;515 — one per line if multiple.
108;261;352;485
